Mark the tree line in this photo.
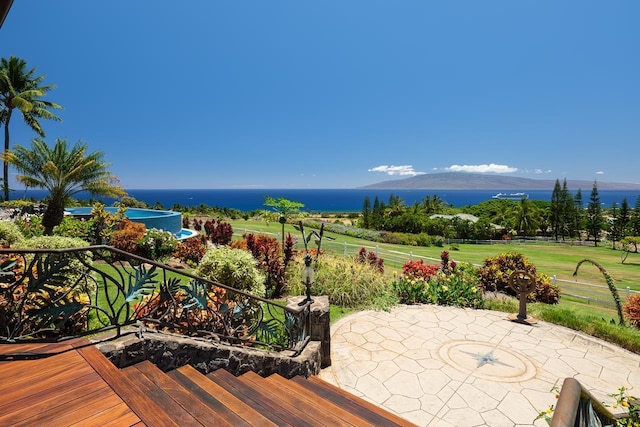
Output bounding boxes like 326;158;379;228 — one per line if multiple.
358;180;640;247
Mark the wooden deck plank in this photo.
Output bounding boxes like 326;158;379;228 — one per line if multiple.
68;401;142;427
241;371;353;426
295;376;417;427
171;365;274;427
0;359;95;406
0;349;88;385
120;364;203;427
0;371;109;424
265;374;371;426
77;345;184;427
9;386;125;427
208;369;309;427
0;338;87;358
127;361;232;427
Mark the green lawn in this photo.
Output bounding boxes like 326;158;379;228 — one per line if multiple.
229;219;640;288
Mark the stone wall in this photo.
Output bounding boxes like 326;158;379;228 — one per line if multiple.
95;296;332;377
96;328;322;378
0;204;46;221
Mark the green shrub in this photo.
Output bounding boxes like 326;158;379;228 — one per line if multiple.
415;233;434;247
53;216;93;241
288;253;397;310
15;216;44;238
0;199;34;208
21;235;90;250
0;221;25;247
115;196;149;208
194;246;266;298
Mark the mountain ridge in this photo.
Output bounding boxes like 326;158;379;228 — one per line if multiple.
360;173;640;190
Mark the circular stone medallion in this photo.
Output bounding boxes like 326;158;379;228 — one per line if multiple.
438;341;537;383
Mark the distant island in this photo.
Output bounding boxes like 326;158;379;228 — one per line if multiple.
360;172;640;190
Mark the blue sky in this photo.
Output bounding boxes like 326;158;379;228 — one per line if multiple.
2;1;639;190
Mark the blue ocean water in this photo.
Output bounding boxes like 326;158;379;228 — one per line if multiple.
19;188;640;212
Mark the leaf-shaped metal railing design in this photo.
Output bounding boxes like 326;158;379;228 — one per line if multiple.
0;246;310;355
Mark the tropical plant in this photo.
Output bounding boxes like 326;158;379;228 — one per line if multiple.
573;258;624;325
0;56;63;201
610;386;639;426
264;195;304;250
355;247;384;273
87;202;122;245
393;275;428;304
243;232;296;298
3;138;125;234
402;259;440;281
15;215;44;238
477;252;559;304
109;219;146;255
624;294;640;328
172;236;207;267
0;252;90;338
203;219;233;245
511;197;541;237
428;264;483;307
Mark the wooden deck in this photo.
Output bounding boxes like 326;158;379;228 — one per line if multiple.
0;341;416;426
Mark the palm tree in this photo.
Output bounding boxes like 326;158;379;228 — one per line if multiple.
0;56;62;201
385;194;406;217
511;197;541;237
421;194;445;214
4;138;125;235
490;201;514;234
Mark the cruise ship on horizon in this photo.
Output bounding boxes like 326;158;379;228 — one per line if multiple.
492;192;529;200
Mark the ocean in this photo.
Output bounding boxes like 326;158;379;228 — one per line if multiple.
17;188;640;212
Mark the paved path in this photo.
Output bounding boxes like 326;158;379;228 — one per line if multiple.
318;305;640;426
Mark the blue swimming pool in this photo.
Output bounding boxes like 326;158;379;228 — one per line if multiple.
65;207;192;238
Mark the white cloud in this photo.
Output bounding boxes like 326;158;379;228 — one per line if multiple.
445;163;518;174
368;165;425;176
596;171;605;175
534;169;552;174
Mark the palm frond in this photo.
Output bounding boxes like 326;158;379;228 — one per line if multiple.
124;265;158;303
180;279;208;309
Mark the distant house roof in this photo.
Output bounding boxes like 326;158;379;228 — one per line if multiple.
429;213;504;230
429;213;480;223
0;0;14;29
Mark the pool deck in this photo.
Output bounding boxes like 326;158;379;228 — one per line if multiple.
318;305;639;426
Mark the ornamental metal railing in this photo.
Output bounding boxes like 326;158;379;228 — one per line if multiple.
551;378;622;427
0;246;310;355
